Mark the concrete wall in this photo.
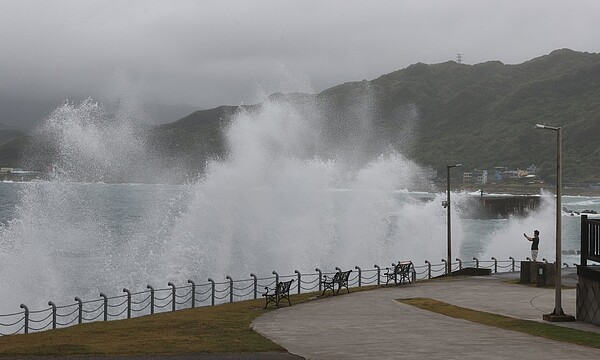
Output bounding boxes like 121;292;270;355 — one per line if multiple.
577;267;600;325
519;261;555;286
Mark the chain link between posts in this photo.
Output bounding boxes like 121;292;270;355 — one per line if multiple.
0;257;528;335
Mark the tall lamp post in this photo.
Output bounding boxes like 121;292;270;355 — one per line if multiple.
535;124;574;322
443;163;462;275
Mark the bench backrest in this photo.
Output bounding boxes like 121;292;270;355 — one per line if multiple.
333;270;352;282
276;280;293;294
397;261;413;272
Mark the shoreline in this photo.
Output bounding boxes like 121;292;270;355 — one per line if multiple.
2;178;600;197
443;183;600;197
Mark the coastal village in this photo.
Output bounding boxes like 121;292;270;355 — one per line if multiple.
460;165;540;185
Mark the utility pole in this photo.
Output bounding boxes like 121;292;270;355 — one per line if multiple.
535;124;574;322
444;163;462;275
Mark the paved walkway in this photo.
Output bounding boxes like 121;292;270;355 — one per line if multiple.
252;269;600;359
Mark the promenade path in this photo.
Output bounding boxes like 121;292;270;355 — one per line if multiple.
253;269;600;360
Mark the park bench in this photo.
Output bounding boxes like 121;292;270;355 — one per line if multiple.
321;270;352;296
384;261;413;285
263;279;294;308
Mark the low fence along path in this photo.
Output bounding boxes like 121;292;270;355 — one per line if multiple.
0;257;509;335
252;270;600;360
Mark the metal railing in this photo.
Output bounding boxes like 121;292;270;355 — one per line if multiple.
581;214;600;265
0;256;532;335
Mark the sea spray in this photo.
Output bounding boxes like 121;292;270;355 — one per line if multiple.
0;99;185;311
0;94;460;312
161;98;450;281
480;192;565;262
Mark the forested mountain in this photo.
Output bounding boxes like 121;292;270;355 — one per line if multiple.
150;48;600;183
368;48;600;182
2;49;600;183
0;130;25;166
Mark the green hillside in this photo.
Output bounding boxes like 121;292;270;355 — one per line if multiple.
368;49;600;182
0;130;26;166
150;48;600;183
2;49;600;183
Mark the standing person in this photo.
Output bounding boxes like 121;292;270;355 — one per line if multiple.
524;230;540;261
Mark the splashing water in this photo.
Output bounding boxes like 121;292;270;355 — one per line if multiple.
159;99;448;281
459;193;557;261
2;94;580;313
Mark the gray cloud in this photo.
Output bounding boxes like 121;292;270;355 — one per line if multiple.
1;0;599;110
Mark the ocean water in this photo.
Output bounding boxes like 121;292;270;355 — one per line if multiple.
0;97;598;314
1;180;597;313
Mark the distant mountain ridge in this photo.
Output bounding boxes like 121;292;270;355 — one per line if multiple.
150;48;600;183
368;48;600;182
2;49;600;183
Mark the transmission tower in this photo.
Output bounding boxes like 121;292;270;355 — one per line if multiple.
456;53;463;64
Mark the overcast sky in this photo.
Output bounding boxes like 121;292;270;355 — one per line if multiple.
1;0;599;110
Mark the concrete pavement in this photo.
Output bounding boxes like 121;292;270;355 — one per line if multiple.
252;269;600;359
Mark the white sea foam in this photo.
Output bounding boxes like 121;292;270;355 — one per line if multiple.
0;92;595;315
0;93;454;312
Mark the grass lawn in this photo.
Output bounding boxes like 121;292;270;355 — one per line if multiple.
0;286;378;357
0;298;281;357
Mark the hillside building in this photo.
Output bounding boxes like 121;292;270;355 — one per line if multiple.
462;172;473;182
462;169;488;184
474;169;488;184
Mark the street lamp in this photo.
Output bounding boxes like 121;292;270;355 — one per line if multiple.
535;124;574;322
443;163;462;275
